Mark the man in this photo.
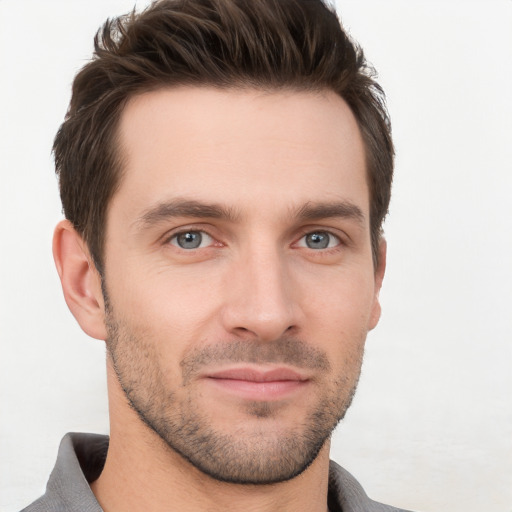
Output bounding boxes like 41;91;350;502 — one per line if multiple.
22;0;410;510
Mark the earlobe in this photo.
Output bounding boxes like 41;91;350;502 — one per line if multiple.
368;238;387;331
52;220;107;340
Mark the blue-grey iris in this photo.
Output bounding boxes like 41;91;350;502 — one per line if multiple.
305;232;330;249
177;231;202;249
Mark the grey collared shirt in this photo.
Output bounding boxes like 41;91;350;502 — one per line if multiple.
21;433;414;512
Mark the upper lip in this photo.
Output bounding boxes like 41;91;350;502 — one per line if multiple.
205;367;309;382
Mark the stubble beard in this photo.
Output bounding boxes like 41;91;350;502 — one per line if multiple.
104;299;364;485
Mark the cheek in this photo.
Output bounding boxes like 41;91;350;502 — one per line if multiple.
300;268;375;360
303;265;376;326
109;266;225;351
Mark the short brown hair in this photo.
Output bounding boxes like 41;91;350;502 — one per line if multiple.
54;0;393;273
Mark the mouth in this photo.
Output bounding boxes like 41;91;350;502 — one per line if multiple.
203;366;310;401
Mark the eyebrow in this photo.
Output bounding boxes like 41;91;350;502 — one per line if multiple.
134;199;241;229
294;201;366;225
133;198;365;231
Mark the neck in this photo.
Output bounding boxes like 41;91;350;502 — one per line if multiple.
91;369;331;512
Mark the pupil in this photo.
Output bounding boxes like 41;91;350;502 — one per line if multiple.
306;232;329;249
178;231;202;249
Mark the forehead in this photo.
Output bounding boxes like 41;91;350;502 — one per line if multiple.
113;87;368;221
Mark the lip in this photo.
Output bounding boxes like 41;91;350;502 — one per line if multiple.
203;366;310;401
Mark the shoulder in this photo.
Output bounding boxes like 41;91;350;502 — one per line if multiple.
328;460;417;512
19;433;106;512
20;496;53;512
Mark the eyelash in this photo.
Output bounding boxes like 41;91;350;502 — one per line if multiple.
167;229;217;250
165;227;345;252
294;230;342;250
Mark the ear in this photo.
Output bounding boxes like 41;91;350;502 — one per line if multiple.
368;238;387;331
52;220;107;340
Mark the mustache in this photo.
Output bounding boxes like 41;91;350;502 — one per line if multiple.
180;337;331;384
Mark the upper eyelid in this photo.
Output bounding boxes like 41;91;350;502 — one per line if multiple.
169;229;213;239
294;226;347;243
169;229;215;248
295;230;342;246
160;225;348;247
161;224;218;243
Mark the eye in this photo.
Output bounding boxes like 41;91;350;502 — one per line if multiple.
169;230;214;250
297;231;341;250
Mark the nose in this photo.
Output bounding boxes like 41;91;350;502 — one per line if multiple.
220;246;301;342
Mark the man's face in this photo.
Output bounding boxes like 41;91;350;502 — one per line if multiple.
102;87;384;484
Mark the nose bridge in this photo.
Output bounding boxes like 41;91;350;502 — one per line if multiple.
223;238;298;341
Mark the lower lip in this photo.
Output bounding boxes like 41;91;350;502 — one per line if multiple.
205;378;308;401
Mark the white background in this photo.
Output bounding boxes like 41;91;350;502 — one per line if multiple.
1;1;511;511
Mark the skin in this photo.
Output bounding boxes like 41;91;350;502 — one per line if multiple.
53;87;386;512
